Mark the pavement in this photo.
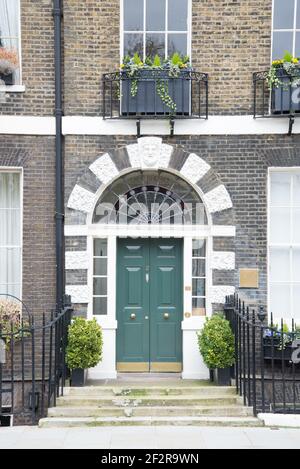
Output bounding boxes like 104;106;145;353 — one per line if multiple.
1;425;300;449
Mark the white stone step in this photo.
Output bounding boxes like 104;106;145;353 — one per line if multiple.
56;395;242;408
66;386;236;397
48;405;254;418
39;416;263;428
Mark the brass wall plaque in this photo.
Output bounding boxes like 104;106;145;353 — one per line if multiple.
185;286;191;291
239;269;259;289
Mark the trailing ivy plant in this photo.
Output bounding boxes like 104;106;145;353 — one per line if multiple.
119;52;190;115
66;317;103;370
197;313;235;370
267;51;300;91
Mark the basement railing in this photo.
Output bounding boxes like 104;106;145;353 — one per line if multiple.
0;296;72;426
225;294;300;417
102;69;209;137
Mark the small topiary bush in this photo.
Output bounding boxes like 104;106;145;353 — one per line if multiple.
66;317;103;370
197;313;235;370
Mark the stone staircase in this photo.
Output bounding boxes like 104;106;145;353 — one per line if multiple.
39;381;264;428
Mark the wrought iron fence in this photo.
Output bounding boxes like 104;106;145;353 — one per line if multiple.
102;69;208;136
225;294;300;416
0;296;72;426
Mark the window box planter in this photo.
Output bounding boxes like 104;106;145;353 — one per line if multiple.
0;73;13;86
213;367;231;386
70;368;88;387
272;68;300;114
263;337;293;362
121;68;191;116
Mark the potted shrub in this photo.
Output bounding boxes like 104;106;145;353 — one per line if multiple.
263;323;300;362
0;47;19;86
120;52;191;116
197;313;235;386
66;317;103;387
267;51;300;114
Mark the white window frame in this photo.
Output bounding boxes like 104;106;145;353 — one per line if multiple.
0;167;23;301
271;0;300;60
268;167;300;323
0;0;24;92
120;0;192;61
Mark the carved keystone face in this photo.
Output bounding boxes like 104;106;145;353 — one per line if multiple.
138;137;162;168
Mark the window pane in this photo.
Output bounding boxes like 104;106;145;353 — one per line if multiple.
124;0;144;31
0;247;21;285
270;248;290;282
292;208;300;243
192;297;206;316
292;284;300;319
168;0;188;31
270;207;291;243
293;174;300;206
0;209;20;245
270;172;291;206
192;239;206;257
292;248;300;281
146;33;165;58
297;1;300;28
296;32;300;58
124;33;143;57
94;258;107;276
93;278;107;296
94;239;107;257
270;284;291;319
93;297;107;316
0;173;20;209
168;33;187;56
192;278;205;297
272;31;293;60
146;0;165;31
273;0;295;29
192;259;205;277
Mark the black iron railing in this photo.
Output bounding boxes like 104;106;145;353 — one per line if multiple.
102;68;208;136
0;297;72;426
225;294;300;416
253;70;300;134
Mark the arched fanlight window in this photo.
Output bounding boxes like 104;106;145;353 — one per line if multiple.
92;170;208;226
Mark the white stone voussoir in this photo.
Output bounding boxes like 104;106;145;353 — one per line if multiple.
67;185;95;213
66;285;89;304
126;137;173;170
212;252;235;271
204;185;233;214
211;286;235;304
65;251;88;270
89;153;119;184
180;153;210;184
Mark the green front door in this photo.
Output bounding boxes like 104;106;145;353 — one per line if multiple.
117;238;183;372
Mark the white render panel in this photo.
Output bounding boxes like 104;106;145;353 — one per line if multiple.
89;153;119;184
212;251;235;271
66;285;89;304
65;251;88;270
180;153;211;184
204;185;233;213
67;185;95;213
211;286;235;304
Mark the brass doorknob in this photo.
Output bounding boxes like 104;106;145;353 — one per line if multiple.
130;313;136;320
164;313;170;319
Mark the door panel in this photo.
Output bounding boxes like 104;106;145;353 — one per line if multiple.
150;239;183;371
117;239;150;369
117;238;183;372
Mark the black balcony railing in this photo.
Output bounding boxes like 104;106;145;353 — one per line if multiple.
253;70;300;134
102;68;208;136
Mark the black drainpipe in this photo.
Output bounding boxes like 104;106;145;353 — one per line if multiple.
53;0;64;310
